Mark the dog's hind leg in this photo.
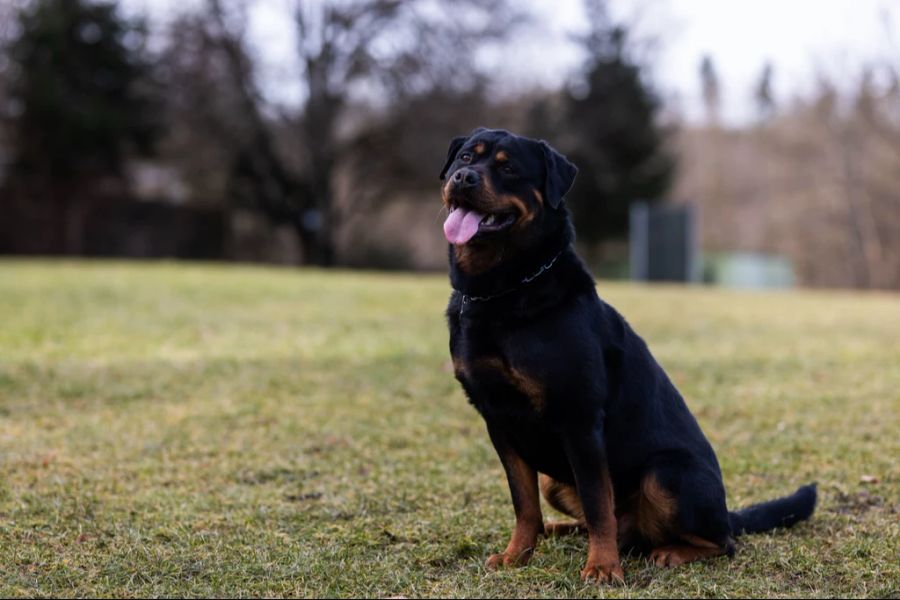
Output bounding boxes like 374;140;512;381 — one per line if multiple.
642;468;734;567
539;474;586;535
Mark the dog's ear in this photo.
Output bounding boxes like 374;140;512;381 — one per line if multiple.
540;141;578;209
439;135;468;180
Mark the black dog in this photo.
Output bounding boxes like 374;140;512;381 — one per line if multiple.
440;128;816;584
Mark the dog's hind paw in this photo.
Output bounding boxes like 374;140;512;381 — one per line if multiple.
650;541;727;567
543;520;585;536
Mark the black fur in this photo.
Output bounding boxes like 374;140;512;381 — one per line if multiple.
538;141;578;209
441;128;817;569
729;484;818;535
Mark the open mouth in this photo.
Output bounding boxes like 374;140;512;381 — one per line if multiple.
443;203;517;245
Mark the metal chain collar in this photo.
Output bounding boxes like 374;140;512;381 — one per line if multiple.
455;249;565;315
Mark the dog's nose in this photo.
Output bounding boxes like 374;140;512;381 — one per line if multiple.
452;167;480;189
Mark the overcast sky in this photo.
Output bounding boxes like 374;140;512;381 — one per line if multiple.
130;0;900;125
534;0;899;123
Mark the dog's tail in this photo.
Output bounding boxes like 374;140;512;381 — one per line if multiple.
728;483;818;537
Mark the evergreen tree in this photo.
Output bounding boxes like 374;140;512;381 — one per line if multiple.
2;0;160;253
5;0;158;192
556;2;675;245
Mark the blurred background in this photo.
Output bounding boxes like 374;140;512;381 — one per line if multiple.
0;0;898;289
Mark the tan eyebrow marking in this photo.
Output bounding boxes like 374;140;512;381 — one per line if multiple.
474;142;486;154
495;150;508;162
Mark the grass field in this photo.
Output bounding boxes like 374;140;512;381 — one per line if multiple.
0;260;897;598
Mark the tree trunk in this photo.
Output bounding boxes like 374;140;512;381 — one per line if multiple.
303;71;340;267
308;167;335;266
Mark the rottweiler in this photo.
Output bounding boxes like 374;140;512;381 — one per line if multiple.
440;127;817;584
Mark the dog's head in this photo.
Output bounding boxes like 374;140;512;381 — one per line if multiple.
439;128;577;272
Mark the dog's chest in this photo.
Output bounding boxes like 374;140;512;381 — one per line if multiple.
449;318;547;417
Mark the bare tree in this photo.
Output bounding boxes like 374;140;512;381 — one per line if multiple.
292;0;521;265
700;54;721;127
173;0;522;266
754;62;775;121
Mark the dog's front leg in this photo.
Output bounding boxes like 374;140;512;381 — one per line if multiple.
563;424;624;585
484;422;543;569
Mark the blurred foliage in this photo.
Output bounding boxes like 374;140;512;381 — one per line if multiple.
5;0;159;184
0;0;668;266
561;25;674;244
150;0;525;266
0;0;898;288
525;1;674;247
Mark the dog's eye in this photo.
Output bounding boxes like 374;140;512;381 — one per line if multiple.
460;152;472;163
501;164;515;175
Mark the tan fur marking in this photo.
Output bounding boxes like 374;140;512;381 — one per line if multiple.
533;188;544;205
441;181;454;208
582;467;623;584
681;534;721;549
474;357;544;411
539;474;585;521
454;244;501;275
636;473;678;545
650;537;727;567
544;520;585;536
476;356;505;371
495;150;508;162
507;366;544;411
486;447;543;569
474;142;486;154
451;356;467;378
503;194;535;226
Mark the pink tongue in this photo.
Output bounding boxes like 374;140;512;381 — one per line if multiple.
443;207;485;245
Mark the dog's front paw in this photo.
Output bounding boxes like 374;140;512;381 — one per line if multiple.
485;549;531;570
580;561;625;585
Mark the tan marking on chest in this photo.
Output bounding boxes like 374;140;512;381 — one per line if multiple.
451;356;468;379
474;356;545;411
454;244;502;275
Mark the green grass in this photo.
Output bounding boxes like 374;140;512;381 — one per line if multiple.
0;260;897;598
